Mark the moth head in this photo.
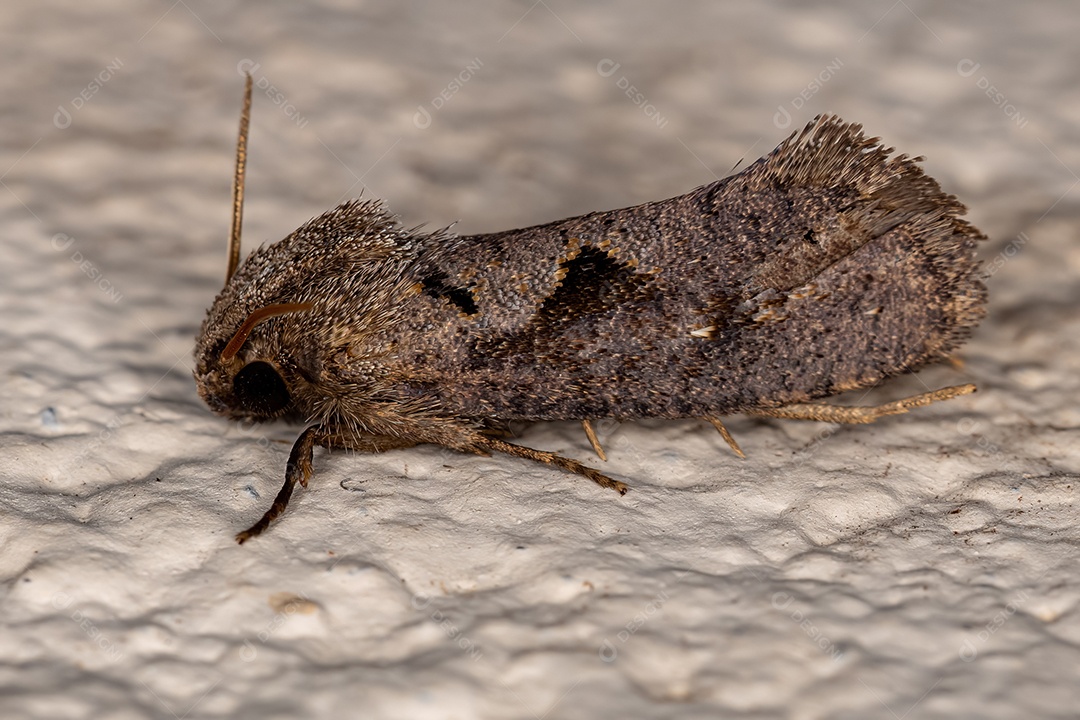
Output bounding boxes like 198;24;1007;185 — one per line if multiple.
192;76;311;422
195;76;410;426
194;302;313;422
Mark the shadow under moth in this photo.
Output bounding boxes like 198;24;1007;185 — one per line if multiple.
195;76;986;543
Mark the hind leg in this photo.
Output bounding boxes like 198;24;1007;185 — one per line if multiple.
747;384;976;424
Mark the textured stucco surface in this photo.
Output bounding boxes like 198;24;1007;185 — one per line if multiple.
2;2;1079;718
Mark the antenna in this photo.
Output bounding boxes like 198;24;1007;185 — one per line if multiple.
226;73;253;285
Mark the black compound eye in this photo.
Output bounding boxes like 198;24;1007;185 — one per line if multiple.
232;361;290;416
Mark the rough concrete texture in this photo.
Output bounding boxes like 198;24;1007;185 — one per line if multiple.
2;2;1078;718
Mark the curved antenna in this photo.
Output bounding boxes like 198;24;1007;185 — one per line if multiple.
226;73;253;285
221;303;313;362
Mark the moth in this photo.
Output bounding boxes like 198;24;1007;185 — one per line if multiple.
195;76;986;543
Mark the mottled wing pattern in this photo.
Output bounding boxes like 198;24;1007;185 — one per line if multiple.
398;116;985;421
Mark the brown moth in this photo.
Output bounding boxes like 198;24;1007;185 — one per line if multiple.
195;76;986;543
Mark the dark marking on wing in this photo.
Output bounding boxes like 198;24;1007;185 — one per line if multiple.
534;245;649;328
480;245;656;360
421;271;478;316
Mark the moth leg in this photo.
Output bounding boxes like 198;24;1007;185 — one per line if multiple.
475;435;628;495
236;424;323;544
748;384;976;424
705;417;746;459
580;419;608;461
235;428;422;544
